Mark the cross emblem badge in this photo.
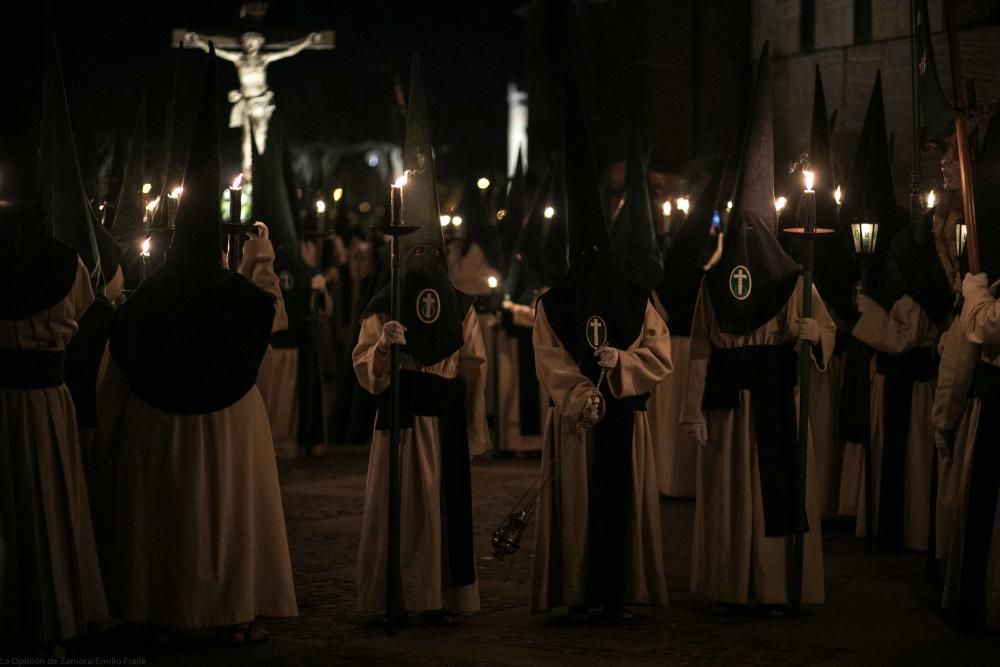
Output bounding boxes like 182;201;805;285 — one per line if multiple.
416;288;441;323
279;269;295;292
586;315;608;349
729;265;752;300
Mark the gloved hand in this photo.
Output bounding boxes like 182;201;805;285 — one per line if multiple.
963;272;989;300
595;346;620;369
578;394;603;430
934;430;953;462
684;423;708;447
377;320;407;353
250;221;269;239
793;317;820;344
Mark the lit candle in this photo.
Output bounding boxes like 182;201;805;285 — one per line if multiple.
926;190;937;210
676;196;690;216
834;185;843;211
544;205;555;220
452;215;463;227
167;186;183;228
390;173;408;227
477;177;491;190
229;174;243;224
140;237;151;281
440;214;451;227
799;169;816;234
775;196;788;213
662;200;672;217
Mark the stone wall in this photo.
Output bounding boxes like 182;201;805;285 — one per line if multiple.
752;0;1000;201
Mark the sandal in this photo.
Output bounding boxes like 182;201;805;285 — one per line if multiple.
221;621;270;645
422;609;461;626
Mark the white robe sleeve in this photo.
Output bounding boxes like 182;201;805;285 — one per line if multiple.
852;294;936;354
933;316;978;433
237;237;288;333
353;313;390;395
607;301;673;398
961;273;1000;345
458;309;491;456
532;301;597;422
680;285;711;428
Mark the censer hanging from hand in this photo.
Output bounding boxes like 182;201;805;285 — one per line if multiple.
490;364;608;560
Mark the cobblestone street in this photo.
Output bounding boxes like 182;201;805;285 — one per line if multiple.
66;447;996;665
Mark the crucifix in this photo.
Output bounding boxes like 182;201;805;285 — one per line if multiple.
173;6;334;181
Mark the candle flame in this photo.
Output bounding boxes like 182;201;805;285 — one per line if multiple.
544;205;555;220
774;196;788;212
231;174;243;190
315;200;326;214
726;200;734;212
394;173;409;188
477;177;491;190
487;276;499;289
145;196;160;212
333;187;343;202
677;197;690;215
834;186;843;205
662;201;672;216
141;237;151;256
926;190;937;209
440;214;451;226
803;169;815;191
168;186;183;199
452;215;463;226
142;183;152;195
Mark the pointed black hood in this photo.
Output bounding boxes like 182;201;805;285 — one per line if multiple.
783;66;859;322
704;43;801;335
657;159;725;335
916;0;955;148
111;99;147;240
41;29;102;288
541;153;569;285
504;163;549;305
109;44;275;415
253;116;315;350
364;56;474;366
499;147;527;277
0;27;79;321
458;171;500;270
169;44;222;269
540;77;649;379
841;71;904;296
610;125;662;291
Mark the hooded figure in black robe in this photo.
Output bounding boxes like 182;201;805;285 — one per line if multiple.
98;43;297;632
353;56;488;620
681;42;835;607
255;119;329;454
530;76;672;619
943;102;1000;630
847;71;947;553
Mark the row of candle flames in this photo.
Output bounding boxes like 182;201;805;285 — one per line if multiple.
136;168;959;284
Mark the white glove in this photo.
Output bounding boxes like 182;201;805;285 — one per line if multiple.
934;430;953;462
595;346;620;369
962;272;989;299
793;317;820;344
251;221;269;239
578;395;603;430
684;423;708;447
377;320;406;353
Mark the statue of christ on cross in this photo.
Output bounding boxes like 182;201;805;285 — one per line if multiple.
182;30;324;180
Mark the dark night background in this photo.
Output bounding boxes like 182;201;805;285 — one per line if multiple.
48;1;525;199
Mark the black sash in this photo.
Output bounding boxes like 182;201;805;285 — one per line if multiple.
956;362;1000;626
64;298;116;428
702;344;804;537
586;385;649;607
0;349;65;389
375;370;475;588
840;337;873;446
874;346;938;549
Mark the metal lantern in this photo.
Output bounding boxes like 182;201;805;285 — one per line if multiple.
851;209;879;255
